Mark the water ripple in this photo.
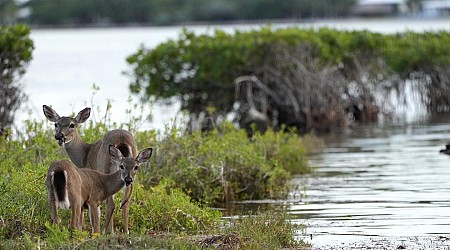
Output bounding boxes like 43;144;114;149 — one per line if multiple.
293;123;450;248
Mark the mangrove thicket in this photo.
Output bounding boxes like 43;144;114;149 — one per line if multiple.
127;27;450;133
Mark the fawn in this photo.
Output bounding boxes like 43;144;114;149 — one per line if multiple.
46;145;152;233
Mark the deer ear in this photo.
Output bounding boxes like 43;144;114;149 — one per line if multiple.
43;105;60;122
109;145;123;162
136;148;153;164
75;107;91;123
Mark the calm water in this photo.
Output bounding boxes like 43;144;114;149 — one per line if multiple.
18;18;450;248
293;120;450;248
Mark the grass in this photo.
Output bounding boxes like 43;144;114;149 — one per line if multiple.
0;211;305;249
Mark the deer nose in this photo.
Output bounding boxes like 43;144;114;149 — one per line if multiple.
124;177;133;186
55;133;64;140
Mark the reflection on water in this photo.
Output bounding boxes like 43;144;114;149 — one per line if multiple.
291;119;450;248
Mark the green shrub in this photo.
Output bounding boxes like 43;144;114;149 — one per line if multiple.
129;180;221;234
141;123;294;204
221;210;303;249
253;128;311;175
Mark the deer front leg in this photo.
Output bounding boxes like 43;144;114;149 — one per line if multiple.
78;203;88;230
122;186;132;234
104;195;115;234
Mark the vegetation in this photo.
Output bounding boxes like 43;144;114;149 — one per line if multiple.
1;120;218;239
22;0;356;26
1;211;302;249
127;27;450;133
0;108;312;248
0;24;33;129
137;123;312;205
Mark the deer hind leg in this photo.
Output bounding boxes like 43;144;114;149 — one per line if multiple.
88;203;101;233
71;203;82;231
48;192;61;225
104;195;116;234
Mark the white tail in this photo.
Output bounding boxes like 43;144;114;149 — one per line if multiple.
46;146;153;233
43;105;138;233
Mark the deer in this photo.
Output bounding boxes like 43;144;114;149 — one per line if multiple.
43;104;138;234
46;145;153;233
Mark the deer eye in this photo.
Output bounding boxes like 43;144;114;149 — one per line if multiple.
134;166;138;171
120;165;124;170
54;124;58;128
69;123;75;128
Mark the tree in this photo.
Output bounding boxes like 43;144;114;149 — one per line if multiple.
0;0;18;24
0;24;34;129
25;0;357;26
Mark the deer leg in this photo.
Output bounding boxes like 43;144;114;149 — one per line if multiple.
122;186;132;234
78;203;87;230
88;203;100;233
71;204;81;231
104;195;115;234
48;192;61;225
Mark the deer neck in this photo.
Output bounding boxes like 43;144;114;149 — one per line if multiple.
64;132;91;168
106;170;125;196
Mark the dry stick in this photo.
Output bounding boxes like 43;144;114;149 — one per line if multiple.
234;75;284;105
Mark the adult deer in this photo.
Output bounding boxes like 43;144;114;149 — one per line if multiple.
47;145;153;233
42;105;138;233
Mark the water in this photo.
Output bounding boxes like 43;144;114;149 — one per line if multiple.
292;120;450;249
16;18;450;248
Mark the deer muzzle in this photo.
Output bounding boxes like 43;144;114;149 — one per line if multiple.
124;176;133;186
55;133;65;146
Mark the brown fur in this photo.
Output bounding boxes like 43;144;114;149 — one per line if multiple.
46;146;152;233
43;105;138;233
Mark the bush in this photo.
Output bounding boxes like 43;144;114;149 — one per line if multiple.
253;128;311;175
126;180;221;234
219;210;303;249
138;123;299;204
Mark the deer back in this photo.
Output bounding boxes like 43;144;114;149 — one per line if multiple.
76;168;118;203
95;129;137;174
43;105;138;174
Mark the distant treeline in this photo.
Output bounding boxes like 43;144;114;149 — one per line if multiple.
126;28;450;133
24;0;356;26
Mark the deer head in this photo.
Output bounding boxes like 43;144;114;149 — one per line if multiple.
108;145;153;186
43;105;91;146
